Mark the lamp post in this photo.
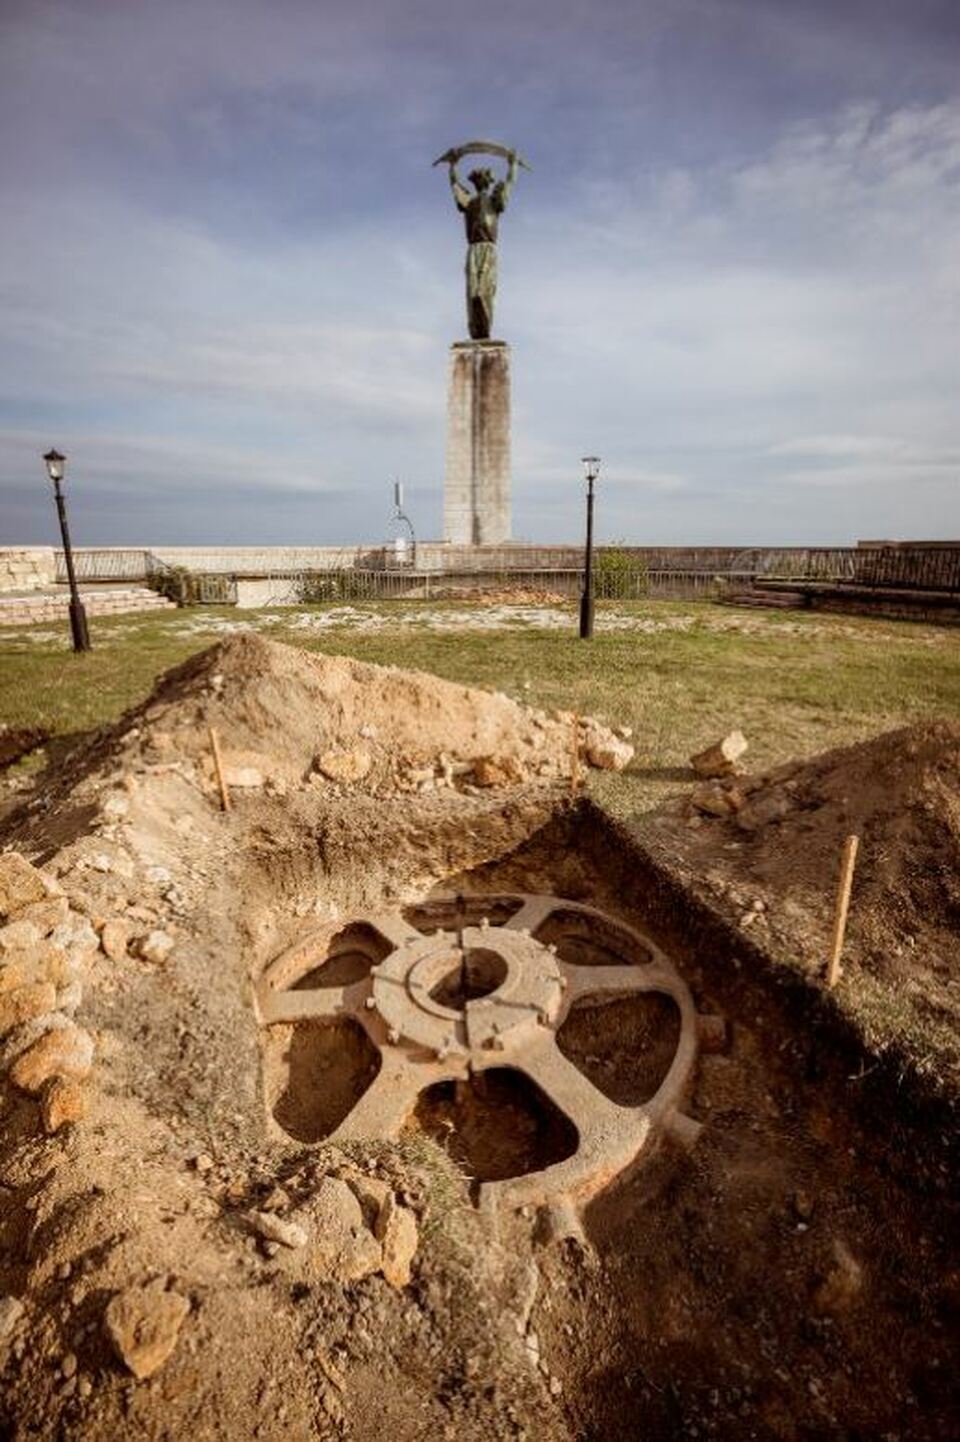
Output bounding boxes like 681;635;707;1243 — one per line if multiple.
579;456;600;639
43;449;91;653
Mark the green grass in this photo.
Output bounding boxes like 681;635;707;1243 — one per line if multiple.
1;599;958;816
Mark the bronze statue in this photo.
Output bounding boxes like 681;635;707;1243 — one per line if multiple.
434;141;530;340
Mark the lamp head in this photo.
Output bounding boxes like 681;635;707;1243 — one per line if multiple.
581;455;601;484
43;449;66;483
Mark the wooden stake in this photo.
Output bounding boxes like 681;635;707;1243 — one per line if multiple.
826;833;859;987
570;712;581;797
209;725;231;813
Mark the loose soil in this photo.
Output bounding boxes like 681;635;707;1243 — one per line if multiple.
0;635;957;1439
643;719;960;1090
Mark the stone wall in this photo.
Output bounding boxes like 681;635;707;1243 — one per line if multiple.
0;547;56;593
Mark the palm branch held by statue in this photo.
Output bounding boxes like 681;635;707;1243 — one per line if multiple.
433;141;529;340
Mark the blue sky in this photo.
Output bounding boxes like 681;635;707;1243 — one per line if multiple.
1;0;958;546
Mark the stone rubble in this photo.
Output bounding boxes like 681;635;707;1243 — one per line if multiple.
690;730;748;779
374;1192;419;1289
0;852;94;1126
104;1280;190;1380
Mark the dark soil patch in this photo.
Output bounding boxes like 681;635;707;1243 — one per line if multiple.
269;1018;381;1142
556;993;681;1105
411;1068;578;1182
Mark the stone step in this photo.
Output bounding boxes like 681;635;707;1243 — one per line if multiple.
0;589;177;627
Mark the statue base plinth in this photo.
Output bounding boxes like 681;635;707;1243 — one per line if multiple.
443;340;512;546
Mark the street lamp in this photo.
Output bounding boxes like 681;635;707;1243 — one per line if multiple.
43;449;91;653
579;456;601;639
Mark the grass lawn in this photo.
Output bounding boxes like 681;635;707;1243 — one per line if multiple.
1;599;958;817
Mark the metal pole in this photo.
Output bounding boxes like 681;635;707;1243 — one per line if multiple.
579;473;595;639
53;478;91;652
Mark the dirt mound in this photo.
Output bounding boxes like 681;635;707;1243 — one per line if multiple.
648;719;960;1080
88;632;632;799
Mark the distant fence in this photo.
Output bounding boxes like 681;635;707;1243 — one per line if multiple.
55;548;153;583
56;544;960;604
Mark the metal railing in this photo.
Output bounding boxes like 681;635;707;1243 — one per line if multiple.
55;544;960;603
54;548;151;583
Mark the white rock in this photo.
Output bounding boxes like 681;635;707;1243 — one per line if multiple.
249;1211;308;1249
223;766;264;788
138;931;175;965
585;735;634;772
304;1177;382;1283
375;1193;418;1288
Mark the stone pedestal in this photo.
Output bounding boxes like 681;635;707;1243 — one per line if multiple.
443;340;512;545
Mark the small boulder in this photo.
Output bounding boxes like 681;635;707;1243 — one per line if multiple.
8;1023;95;1095
690;731;748;779
0;1010;73;1070
471;756;524;788
0;943;72;994
303;1177;381;1283
0;982;57;1038
0;920;42;954
249;1210;308;1250
223;765;264;788
584;734;635;772
41;1076;88;1134
736;787;793;832
690;783;735;818
13;897;70;935
375;1192;418;1289
104;1280;189;1380
343;1169;392;1227
0;1296;25;1341
101;918;132;962
137;931;175;965
0;853;51;920
315;748;372;785
50;919;99;965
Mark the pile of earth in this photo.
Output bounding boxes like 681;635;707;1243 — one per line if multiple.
644;719;960;1077
0;639;586;1439
85;632;632;799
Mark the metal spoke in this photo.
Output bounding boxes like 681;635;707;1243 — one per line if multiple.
361;913;423;951
561;961;680;1004
503;895;557;936
258;978;369;1026
506;1037;629;1135
330;1050;444;1141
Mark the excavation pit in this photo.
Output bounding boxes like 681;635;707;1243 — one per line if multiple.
256;892;702;1210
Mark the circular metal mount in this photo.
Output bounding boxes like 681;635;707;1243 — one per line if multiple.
256;895;703;1212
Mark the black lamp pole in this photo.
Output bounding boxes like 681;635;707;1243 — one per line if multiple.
43;449;90;653
579;456;600;639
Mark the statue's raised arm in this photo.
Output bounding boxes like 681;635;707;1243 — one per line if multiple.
448;159;472;214
492;150;519;213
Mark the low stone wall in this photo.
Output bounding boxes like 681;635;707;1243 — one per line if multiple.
0;589;176;627
0;547;56;593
